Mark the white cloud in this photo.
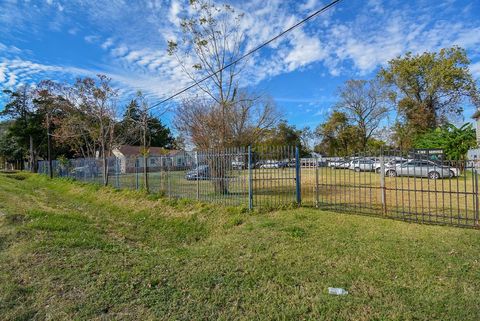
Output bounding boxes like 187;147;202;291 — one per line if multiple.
1;0;480;104
0;62;6;83
68;28;79;35
168;0;182;26
101;38;114;50
471;62;480;79
84;35;100;43
298;0;318;12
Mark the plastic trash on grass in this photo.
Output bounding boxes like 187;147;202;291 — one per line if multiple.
328;287;348;295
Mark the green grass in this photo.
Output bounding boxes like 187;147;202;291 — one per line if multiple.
1;173;479;320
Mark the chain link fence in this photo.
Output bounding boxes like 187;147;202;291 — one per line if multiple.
38;146;480;228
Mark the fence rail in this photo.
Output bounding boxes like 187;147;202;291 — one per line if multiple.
37;146;480;228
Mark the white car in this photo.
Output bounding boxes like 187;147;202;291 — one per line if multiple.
374;158;408;173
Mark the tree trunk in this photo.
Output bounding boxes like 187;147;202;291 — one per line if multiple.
47;114;53;179
143;154;149;192
208;154;228;195
29;135;35;173
101;142;108;186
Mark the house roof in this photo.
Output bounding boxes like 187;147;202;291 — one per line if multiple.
473;110;480;119
115;145;180;157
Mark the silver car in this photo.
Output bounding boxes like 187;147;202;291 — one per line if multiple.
385;160;458;179
349;159;376;172
328;159;350;169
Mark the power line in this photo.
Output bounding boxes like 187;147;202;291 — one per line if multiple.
148;0;343;111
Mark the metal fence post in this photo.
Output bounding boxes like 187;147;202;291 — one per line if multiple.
295;146;301;206
380;153;387;216
135;158;139;190
475;169;479;227
315;156;319;208
115;158;120;189
195;151;200;200
248;146;253;210
167;158;171;198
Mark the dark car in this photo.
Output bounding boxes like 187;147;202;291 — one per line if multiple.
185;165;210;180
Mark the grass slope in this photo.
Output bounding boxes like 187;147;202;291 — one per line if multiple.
0;173;479;320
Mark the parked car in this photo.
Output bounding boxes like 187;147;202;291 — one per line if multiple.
349;158;376;172
259;160;288;169
185;165;210;180
287;159;296;168
328;159;350;169
231;160;245;170
374;158;408;173
301;158;317;168
385;160;459;179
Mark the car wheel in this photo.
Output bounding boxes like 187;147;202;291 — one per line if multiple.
387;170;397;177
354;167;361;172
375;167;381;174
449;170;455;178
428;171;440;179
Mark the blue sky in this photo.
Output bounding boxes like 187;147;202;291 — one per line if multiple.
1;0;480;132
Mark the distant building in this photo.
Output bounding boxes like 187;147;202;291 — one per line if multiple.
469;111;480;164
112;145;188;173
472;110;480;146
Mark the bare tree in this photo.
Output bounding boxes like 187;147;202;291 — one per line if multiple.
168;0;279;193
335;79;389;150
33;80;71;178
168;0;278;148
176;93;278;149
59;75;119;186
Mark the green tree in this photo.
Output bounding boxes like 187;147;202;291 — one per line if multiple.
1;87;45;171
380;47;480;141
315;111;359;156
261;121;309;156
0;120;26;168
413;123;476;160
118;96;174;149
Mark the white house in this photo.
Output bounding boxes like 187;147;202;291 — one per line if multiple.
468;111;480;163
112;145;188;173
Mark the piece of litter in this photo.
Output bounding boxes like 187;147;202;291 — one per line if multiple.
328;287;348;295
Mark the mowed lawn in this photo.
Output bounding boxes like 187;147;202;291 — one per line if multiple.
0;173;479;320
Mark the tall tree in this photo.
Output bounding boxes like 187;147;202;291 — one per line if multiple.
119;92;173;191
168;0;278;149
60;75;119;186
380;46;480;139
315;111;360;156
1;86;40;171
118;95;174;149
335;79;389;150
0;120;25;169
261;121;309;156
175;94;278;149
168;0;279;193
33;80;72;178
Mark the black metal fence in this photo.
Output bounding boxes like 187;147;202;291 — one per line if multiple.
37;146;480;228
